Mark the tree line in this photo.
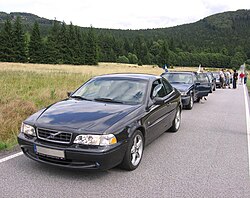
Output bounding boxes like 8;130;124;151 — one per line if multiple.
0;17;98;65
0;16;248;68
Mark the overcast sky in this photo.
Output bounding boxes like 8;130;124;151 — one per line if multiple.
1;0;250;29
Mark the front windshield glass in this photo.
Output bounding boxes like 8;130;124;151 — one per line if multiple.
72;78;148;104
163;73;193;84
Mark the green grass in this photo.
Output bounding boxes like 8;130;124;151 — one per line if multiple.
247;78;250;92
246;70;250;94
0;70;92;150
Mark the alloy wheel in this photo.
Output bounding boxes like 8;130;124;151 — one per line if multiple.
190;96;193;108
175;108;181;130
130;134;143;166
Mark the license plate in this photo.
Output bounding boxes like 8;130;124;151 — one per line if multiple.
34;145;65;159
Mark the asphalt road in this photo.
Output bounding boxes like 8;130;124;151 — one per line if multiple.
1;84;250;198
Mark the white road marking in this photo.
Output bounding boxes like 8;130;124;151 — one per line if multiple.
243;85;250;176
0;152;23;164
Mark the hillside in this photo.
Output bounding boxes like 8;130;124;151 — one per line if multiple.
0;9;249;67
0;12;54;35
1;10;249;52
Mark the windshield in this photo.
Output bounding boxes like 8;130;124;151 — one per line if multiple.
72;78;147;105
163;73;193;84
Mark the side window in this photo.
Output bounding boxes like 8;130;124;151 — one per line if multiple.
151;80;167;98
162;78;173;95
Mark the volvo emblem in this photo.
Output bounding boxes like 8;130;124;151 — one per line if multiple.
47;132;61;139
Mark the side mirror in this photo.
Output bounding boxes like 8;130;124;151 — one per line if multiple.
67;92;72;97
154;97;165;105
152;84;163;98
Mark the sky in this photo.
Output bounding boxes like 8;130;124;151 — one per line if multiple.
1;0;250;29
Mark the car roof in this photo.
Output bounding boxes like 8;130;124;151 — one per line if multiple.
94;73;161;81
162;71;196;75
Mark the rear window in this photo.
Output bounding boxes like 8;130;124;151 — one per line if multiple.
197;74;209;83
162;73;193;84
212;73;220;79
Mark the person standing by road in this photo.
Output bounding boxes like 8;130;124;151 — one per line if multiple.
219;69;225;88
233;69;238;89
244;71;248;84
225;70;231;88
239;72;244;84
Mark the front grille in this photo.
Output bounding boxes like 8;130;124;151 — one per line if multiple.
37;128;72;144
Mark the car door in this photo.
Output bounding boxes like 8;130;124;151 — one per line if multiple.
143;79;174;144
195;73;211;98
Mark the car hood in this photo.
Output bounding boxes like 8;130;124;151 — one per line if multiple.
33;99;140;134
170;83;192;92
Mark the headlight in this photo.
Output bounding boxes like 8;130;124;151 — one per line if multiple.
21;123;36;136
73;134;117;146
180;91;188;96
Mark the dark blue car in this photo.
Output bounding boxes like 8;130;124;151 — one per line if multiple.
161;72;211;109
18;73;182;171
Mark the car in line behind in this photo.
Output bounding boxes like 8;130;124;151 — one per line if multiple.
161;71;211;110
206;72;216;92
211;72;221;88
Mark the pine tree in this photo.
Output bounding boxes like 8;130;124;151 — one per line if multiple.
0;18;15;62
85;26;98;65
13;16;27;62
29;21;44;63
158;40;170;66
45;20;60;64
68;22;80;64
74;26;85;65
58;22;71;64
133;36;149;64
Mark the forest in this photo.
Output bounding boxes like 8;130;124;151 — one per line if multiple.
0;9;250;68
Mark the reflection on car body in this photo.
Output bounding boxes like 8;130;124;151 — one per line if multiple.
18;73;182;171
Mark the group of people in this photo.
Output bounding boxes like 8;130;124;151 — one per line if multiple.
219;69;232;89
219;69;248;89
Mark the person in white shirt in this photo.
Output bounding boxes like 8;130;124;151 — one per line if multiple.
219;69;225;88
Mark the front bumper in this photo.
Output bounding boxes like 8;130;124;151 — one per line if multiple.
18;133;128;170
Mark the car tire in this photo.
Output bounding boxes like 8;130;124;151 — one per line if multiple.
186;95;193;110
196;97;201;102
120;130;144;171
168;107;181;132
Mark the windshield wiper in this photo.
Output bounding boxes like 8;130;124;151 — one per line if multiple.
171;82;183;84
94;97;124;104
70;95;92;101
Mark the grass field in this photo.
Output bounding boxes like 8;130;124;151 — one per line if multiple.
0;62;232;150
247;78;250;92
